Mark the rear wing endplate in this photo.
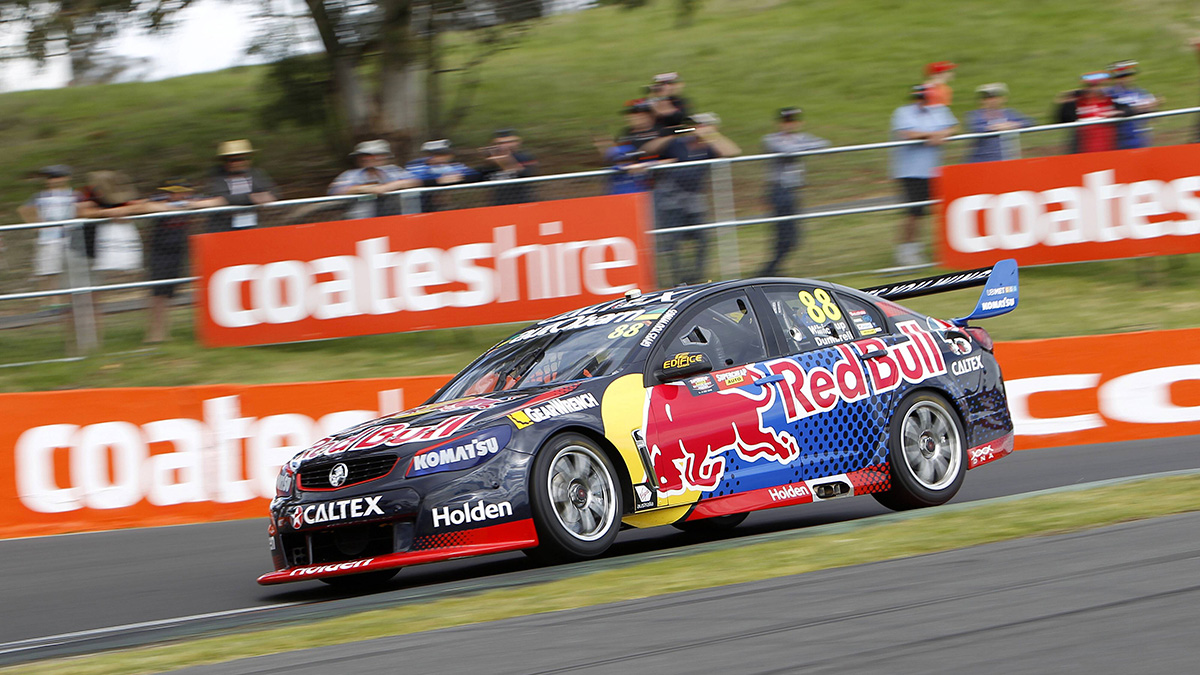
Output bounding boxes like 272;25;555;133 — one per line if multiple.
861;259;1019;326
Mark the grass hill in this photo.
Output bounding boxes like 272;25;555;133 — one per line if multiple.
3;0;1200;214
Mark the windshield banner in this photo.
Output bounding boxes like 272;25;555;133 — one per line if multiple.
938;144;1200;268
194;193;655;347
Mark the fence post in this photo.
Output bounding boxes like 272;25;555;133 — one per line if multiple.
1003;128;1023;160
64;222;99;353
401;189;423;215
710;159;739;279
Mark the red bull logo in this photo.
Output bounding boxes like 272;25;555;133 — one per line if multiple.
646;321;947;497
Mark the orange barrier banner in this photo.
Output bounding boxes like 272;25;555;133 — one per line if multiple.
0;376;450;539
1;329;1197;539
193;193;655;347
998;327;1200;449
938;144;1200;268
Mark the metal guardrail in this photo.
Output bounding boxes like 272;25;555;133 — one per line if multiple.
2;105;1197;355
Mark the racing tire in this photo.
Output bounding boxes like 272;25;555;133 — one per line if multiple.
527;433;623;564
318;569;399;589
672;513;748;533
873;391;967;512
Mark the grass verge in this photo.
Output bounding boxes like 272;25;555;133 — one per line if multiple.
11;472;1200;675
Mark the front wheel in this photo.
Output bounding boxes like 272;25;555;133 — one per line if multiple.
873;391;967;511
527;433;623;563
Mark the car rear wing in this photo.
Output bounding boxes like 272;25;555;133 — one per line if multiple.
861;259;1019;326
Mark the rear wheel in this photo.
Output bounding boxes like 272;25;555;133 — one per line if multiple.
318;569;399;589
873;391;966;511
527;433;622;563
672;512;748;533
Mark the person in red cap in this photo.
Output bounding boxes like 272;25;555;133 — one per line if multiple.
1054;72;1128;153
924;61;957;107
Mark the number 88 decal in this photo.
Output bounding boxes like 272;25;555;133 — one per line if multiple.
798;289;842;323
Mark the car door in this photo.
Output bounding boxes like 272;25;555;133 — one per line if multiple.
752;284;893;484
643;290;780;506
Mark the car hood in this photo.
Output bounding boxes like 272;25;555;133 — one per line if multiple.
288;382;595;470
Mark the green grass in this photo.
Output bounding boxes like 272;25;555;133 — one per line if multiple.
9;472;1200;675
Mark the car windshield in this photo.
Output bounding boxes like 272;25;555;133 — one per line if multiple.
433;306;670;401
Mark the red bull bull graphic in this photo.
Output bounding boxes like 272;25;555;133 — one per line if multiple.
646;321;949;501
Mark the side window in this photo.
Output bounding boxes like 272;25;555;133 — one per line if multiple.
763;286;854;354
837;294;888;338
659;293;767;369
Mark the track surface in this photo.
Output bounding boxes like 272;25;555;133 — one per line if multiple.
1;436;1197;655
176;512;1200;675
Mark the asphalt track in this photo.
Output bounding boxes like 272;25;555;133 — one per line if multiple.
2;435;1198;665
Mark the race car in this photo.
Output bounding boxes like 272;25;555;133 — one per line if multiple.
258;260;1019;586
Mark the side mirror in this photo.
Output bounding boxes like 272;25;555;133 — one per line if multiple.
654;351;713;382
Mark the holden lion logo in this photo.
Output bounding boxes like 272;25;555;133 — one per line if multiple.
329;463;349;488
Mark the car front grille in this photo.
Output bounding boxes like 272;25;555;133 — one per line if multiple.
298;455;398;490
283;520;414;567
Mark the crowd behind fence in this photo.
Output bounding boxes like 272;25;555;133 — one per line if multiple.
1;106;1198;357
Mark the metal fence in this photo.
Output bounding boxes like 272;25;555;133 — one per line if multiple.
2;105;1197;358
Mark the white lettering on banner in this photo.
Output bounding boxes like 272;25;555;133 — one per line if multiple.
946;170;1200;254
1008;365;1200;436
13;392;393;514
208;226;639;328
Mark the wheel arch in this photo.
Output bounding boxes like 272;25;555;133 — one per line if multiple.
533;425;635;515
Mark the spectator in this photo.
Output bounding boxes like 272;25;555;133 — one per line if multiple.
144;179;221;343
890;84;958;267
758;107;830;277
206;139;278;231
966;83;1034;162
618;99;664;151
78;171;148;274
649;72;690;128
405;140;479;212
1106;60;1161;149
328;140;419;219
924;61;957;107
476;129;538;205
1055;72;1127;154
18;165;83;302
595;101;667;194
654;112;740;286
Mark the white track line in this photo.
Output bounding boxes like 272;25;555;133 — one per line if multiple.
0;602;303;656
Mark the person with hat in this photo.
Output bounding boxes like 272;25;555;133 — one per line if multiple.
1105;60;1160;149
329;139;419;219
758;107;830;277
405;140;478;212
477;129;538;205
595;100;669;195
654;112;740;286
890;83;959;267
1054;72;1128;154
206;139;278;231
18;165;85;303
648;72;690;128
965;83;1034;163
923;62;957;107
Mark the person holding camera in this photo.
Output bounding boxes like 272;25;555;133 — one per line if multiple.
758;107;830;277
654;112;740;286
1054;72;1128;154
648;72;690;128
405;140;479;212
890;83;958;267
595;100;668;194
1106;60;1160;149
476;129;538;206
966;83;1033;163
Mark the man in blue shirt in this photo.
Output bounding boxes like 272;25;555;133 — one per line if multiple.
1106;60;1160;149
890;84;958;266
759;107;830;276
966;83;1034;163
329;140;419;219
405;140;478;212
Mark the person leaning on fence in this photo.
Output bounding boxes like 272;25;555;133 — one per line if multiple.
966;83;1033;163
476;129;538;206
890;83;958;267
405;140;479;212
206;140;278;231
328;139;419;219
654;112;741;286
18;165;83;307
1106;60;1161;149
758;106;830;277
77;171;151;274
144;179;223;343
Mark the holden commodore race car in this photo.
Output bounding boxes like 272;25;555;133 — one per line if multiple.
258;260;1020;587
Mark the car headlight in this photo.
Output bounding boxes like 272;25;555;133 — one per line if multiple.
275;465;295;497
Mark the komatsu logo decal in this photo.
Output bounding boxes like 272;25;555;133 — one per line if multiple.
408;426;511;477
